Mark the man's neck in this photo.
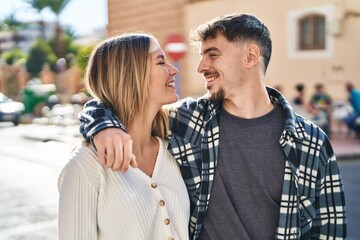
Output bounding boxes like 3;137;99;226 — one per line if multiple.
222;83;273;119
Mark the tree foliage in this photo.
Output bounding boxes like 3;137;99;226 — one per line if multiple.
1;49;27;65
24;0;48;12
0;13;24;31
76;45;94;73
47;0;72;16
26;39;57;76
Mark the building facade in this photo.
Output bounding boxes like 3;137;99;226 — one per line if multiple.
0;21;57;54
107;0;360;100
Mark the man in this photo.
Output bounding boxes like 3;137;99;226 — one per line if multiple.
310;83;333;136
344;82;360;135
79;14;346;239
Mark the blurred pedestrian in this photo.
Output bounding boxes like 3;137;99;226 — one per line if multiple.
344;82;360;135
79;14;346;239
57;33;190;240
310;83;333;135
292;83;328;132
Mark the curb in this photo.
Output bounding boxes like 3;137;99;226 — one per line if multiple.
337;154;360;161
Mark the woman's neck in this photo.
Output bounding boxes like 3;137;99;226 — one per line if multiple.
127;106;158;157
128;117;159;177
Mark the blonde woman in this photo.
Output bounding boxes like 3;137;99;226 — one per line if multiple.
58;33;190;240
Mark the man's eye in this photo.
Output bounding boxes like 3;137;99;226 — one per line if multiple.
209;54;218;58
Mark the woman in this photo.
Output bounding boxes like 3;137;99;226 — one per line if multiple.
58;33;190;240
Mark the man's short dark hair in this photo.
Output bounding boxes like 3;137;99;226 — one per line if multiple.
190;13;272;73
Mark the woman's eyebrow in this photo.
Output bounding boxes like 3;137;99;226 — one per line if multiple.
155;54;165;60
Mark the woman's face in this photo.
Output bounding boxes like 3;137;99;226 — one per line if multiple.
148;40;179;107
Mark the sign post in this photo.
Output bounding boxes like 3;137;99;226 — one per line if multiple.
165;34;187;96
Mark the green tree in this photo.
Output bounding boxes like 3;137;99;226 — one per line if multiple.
76;44;94;73
0;13;26;49
26;39;57;76
1;49;27;65
23;0;72;58
48;32;80;71
24;0;48;38
47;0;72;58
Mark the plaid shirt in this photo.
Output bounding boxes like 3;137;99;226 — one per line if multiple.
80;87;346;240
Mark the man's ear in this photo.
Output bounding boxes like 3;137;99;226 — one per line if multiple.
245;44;260;68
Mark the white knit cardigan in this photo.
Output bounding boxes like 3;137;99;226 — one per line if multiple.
58;138;190;240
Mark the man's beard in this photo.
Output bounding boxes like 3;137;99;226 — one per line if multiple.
208;87;225;102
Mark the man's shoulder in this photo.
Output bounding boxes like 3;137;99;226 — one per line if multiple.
295;113;327;138
171;96;220;117
178;96;210;109
294;114;334;162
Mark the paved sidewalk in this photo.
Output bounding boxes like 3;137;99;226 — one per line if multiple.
330;120;360;160
331;134;360;160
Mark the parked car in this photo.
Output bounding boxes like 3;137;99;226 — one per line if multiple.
0;93;25;126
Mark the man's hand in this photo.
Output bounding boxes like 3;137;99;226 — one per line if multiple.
93;128;137;173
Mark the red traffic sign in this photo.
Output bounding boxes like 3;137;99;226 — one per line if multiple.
165;34;187;61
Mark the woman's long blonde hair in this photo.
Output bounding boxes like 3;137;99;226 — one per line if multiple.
84;33;169;139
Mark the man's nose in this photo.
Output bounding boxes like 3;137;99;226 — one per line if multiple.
197;58;207;74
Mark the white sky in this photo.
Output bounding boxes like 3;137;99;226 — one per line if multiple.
0;0;108;36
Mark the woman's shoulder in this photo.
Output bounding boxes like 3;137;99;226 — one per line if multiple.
70;141;97;162
71;142;105;172
59;142;104;189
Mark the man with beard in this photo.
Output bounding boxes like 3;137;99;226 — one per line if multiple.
79;14;346;240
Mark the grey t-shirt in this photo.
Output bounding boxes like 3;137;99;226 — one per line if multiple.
199;104;286;240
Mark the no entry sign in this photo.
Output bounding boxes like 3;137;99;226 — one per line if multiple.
165;34;187;61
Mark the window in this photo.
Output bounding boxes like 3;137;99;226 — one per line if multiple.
298;14;325;50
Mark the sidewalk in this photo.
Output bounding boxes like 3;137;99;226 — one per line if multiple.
330;120;360;160
331;134;360;160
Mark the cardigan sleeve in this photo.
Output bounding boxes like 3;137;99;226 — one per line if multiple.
58;158;99;240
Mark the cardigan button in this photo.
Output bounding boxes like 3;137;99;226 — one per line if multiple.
159;200;165;206
151;183;157;189
164;218;170;225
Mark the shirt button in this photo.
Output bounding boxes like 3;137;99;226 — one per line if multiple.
164;218;170;225
167;237;174;240
151;183;157;189
159;200;165;206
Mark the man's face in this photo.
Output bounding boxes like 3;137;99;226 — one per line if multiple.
197;34;247;102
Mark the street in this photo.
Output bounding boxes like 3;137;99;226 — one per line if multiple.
0;123;359;239
0;123;78;240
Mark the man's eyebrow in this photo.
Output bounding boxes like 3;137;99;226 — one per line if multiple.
201;47;220;55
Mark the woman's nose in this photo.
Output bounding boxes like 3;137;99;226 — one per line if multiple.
168;64;178;76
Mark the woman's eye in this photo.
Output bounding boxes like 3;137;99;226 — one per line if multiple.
158;61;165;65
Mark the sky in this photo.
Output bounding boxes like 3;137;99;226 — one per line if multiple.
0;0;108;36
